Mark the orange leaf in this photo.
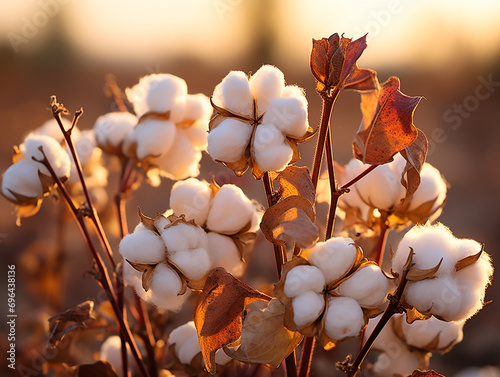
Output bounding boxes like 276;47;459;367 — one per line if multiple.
353;76;422;164
344;67;379;92
410;370;445;377
275;166;315;204
194;268;270;374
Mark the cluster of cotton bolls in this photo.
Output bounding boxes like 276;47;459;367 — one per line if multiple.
278;237;389;344
99;335;145;376
316;154;448;226
168;321;232;367
95;73;211;185
392;223;493;322
207;65;311;176
364;313;464;377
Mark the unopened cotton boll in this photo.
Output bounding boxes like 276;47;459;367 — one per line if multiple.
401;315;464;351
168;248;212;281
161;222;208;253
94;112;137;150
372;348;420;377
249;65;285;115
292;291;325;327
119;230;165;264
207;119;252;163
206;184;254;234
184;93;212;122
2;160;45;202
408;163;447;213
20;134;71;179
253;123;293;173
263;97;308;139
170;178;212;226
284;265;325;298
212;71;254;117
336;264;389;307
126;74;188;122
123;119;176;160
100;336;135;376
323;297;364;340
207;232;244;277
308;238;358;283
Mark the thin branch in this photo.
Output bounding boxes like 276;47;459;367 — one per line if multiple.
298;337;315;377
324;129;337;240
285;351;297;377
340;164;378;190
105;74;129;113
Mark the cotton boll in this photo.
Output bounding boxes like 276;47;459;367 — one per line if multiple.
263;97;308;139
122;260;142;286
253;123;293;172
126;74;188;122
168;248;212;281
94;112;137;150
372;348;420;377
184;93;212;122
364;314;403;352
215;349;233;365
336;265;389;307
123;119;176;160
177;335;202;365
168;321;197;348
207;118;252;163
100;336;135;376
401;315;464;351
408;163;447;213
249;65;285;115
308;238;358;283
336;159;372;219
282;85;308;108
212;71;253;117
21;134;71;179
161;222;208;253
119;230;166;264
184;119;209;151
34;118;73;143
207;232;244;277
71;130;99;167
170;178;211;226
292;291;325;327
284;265;325;298
147;264;185;310
206;184;254;234
323;297;365;340
2;160;45;202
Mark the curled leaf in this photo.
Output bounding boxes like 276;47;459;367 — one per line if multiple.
48;301;95;346
275;166;315;203
126;260;158;292
455;245;484;272
410;370;445;377
344;67;379;92
406;258;442;281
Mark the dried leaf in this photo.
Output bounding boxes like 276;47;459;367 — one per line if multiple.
77;361;119;377
310;33;340;87
344;67;379;92
410;370;445;377
405;307;430;324
137;207;159;234
406;258;442;281
224;298;303;367
48;301;95;346
455;245;484;272
195;268;271;374
353;76;422;164
126;260;158;291
275;166;315;204
260;196;319;249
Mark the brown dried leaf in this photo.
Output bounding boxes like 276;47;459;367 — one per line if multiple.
275;166;315;204
137;207;159;234
48;301;95;346
310;33;340;86
126;260;158;291
455;245;484;272
406;258;442;281
76;361;119;377
260;196;319;249
224;298;303;368
353;77;422;164
195;268;271;374
405;307;430;324
344;67;379;92
410;370;445;377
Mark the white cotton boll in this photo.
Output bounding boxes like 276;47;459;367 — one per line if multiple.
153;129;201;180
2;160;45;201
336;159;372;219
184;119;208;151
168;248;212;281
122;260;142;286
291;291;325;327
408;163;447;213
372;348;420;377
401;315;464;350
71;130;98;167
33;118;73;143
170;178;211;226
215;349;233;365
100;336;135;376
284;265;325;298
336;265;389;307
168;321;197;348
119;230;165;264
123;119;176;160
249;65;285;116
177;335;202;365
308;237;358;283
263;97;308;139
184;93;212;122
207;118;252;163
161;222;208;253
282;85;308;108
126;74;188;122
94;112;137;149
206;184;254;234
148;263;184;308
364;314;403;351
323;297;365;340
212;71;253;117
207;233;244;277
404;276;462;320
21;134;71;179
253;123;293;173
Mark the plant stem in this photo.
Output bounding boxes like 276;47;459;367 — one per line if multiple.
285;351;297;377
374;214;389;267
324;129;337;240
105;74;129;113
340;164;378;190
298;337;315;377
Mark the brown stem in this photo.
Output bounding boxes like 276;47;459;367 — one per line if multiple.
298;337;315;377
285;351;297;377
374;214;390;267
324;129;338;241
340;164;378;190
105;74;129;113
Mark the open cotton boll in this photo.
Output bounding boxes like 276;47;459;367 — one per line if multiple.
169;321;197;348
282;85;308;108
170;178;212;226
34;118;74;143
184;119;209;151
71;130;99;167
206;184;254;234
2;160;45;201
308;238;358;283
284;265;325;298
214;349;233;365
94;112;137;149
408;163;447;212
292;291;325;327
21;134;71;179
372;348;420;377
249;65;285;116
161;222;208;253
364;314;403;351
207;233;244;277
126;73;188;122
212;71;254;117
100;336;135;376
123;119;176;161
336;264;389;307
168;248;212;281
207;119;252;163
401;315;464;350
119;230;165;264
184;93;212;122
263;97;308;139
324;296;364;340
177;335;202;365
253;123;293;172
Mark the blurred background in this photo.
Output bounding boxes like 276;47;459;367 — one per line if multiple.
0;0;499;376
